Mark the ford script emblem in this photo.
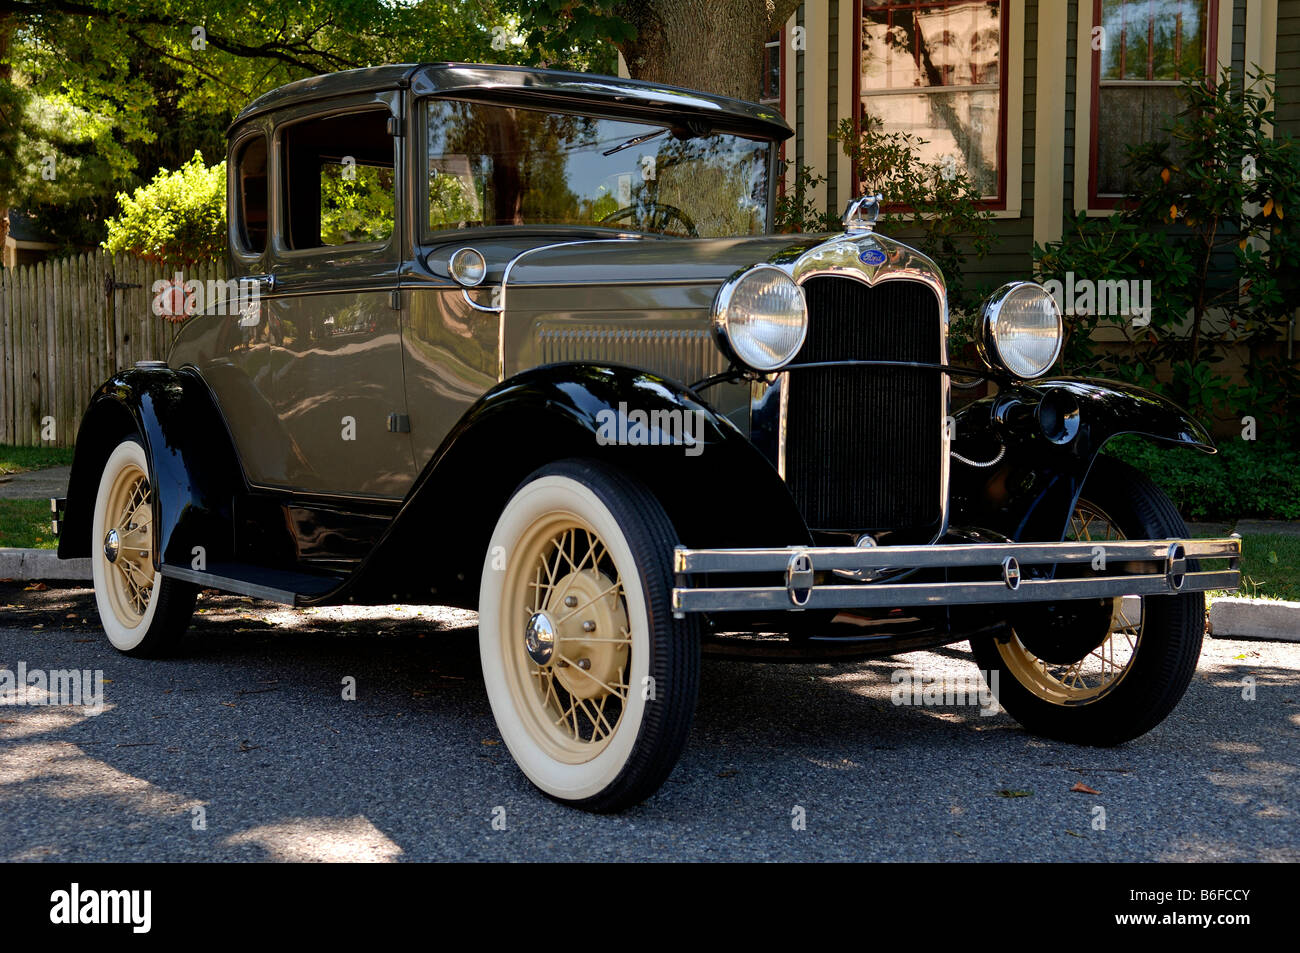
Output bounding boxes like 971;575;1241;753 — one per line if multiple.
859;248;887;266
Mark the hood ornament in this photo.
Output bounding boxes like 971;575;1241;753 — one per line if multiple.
843;193;883;235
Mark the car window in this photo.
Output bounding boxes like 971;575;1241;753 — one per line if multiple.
424;99;771;238
281;109;395;250
233;135;268;254
319;161;395;246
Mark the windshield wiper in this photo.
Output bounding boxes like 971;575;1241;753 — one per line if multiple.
602;128;669;156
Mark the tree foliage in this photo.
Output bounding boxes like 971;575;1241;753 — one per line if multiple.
839;115;995;325
0;1;609;251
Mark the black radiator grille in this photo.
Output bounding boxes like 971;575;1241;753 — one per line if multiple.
784;276;944;533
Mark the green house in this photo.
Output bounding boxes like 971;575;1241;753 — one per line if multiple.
755;0;1295;289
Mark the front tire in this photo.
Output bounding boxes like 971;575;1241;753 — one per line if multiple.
971;456;1204;746
91;437;196;656
478;459;700;812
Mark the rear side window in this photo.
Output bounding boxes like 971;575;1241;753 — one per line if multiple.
234;135;268;254
281;110;395;250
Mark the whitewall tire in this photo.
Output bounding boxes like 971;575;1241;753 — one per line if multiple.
478;459;700;812
91;437;196;656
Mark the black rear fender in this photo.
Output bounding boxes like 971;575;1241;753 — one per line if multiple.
58;365;247;568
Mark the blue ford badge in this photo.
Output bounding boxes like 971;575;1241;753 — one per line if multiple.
859;248;887;266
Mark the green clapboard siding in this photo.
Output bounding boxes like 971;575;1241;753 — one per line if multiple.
1278;1;1300;141
961;0;1038;290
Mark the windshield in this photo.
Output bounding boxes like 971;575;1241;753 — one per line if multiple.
423;99;772;238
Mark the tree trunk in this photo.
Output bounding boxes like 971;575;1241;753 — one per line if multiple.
0;15;11;264
613;0;802;103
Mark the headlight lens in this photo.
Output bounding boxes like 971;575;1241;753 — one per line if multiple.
712;266;808;372
449;247;487;287
980;282;1063;379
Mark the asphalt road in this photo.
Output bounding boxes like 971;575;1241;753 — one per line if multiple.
0;466;71;500
1;581;1296;862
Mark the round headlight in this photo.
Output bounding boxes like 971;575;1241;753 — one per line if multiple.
980;282;1063;379
712;266;808;372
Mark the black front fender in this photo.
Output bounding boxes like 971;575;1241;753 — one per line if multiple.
58;365;245;567
345;363;809;606
950;378;1214;542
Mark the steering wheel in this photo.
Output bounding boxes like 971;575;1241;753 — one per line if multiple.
597;201;698;237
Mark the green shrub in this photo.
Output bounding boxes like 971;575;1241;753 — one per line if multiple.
773;163;840;235
103;152;226;265
1034;69;1300;440
1104;435;1300;521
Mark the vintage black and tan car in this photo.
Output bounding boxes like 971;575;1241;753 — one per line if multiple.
55;63;1240;811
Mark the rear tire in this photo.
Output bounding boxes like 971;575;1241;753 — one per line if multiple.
91;437;196;657
478;459;700;812
971;456;1203;745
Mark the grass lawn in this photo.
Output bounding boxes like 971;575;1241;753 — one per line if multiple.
0;444;74;475
0;499;56;549
1219;533;1300;603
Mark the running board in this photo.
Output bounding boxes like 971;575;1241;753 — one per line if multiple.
161;562;342;605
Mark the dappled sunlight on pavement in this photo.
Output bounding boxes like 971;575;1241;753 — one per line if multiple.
223;816;403;862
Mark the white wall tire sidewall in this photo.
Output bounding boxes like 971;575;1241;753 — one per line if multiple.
92;440;162;652
479;474;651;803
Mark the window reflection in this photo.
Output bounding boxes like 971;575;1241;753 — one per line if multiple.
859;1;1003;200
1095;0;1208;197
424;100;771;237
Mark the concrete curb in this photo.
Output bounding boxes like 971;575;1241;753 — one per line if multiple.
0;548;91;582
1209;597;1300;642
1;548;1297;642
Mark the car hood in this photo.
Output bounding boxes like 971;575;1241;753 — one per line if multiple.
501;230;947;304
503;234;828;287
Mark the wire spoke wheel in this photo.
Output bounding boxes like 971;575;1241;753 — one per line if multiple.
102;467;155;623
996;500;1142;705
96;454;158;629
970;456;1205;746
91;437;196;655
509;519;632;761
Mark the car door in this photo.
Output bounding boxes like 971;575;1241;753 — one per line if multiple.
196;122;294;488
262;93;417;500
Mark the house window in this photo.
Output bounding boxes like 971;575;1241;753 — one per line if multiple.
1091;0;1215;201
760;32;782;106
858;0;1006;203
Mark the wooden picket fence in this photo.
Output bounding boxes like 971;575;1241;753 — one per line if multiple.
0;250;225;448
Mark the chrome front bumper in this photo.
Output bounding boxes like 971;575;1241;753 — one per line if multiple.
671;536;1241;615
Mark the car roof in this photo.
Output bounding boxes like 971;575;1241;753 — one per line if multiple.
231;62;792;140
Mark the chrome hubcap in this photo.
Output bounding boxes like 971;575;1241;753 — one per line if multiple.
103;528;121;563
524;611;557;665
